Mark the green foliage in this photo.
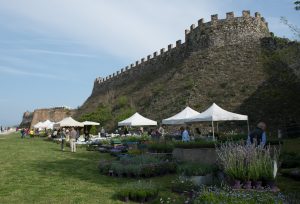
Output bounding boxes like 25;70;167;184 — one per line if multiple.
116;181;159;202
171;176;199;193
216;142;280;181
194;187;284;204
152;84;164;96
280;151;300;168
218;134;247;142
116;96;128;108
174;141;216;149
115;107;135;124
120;135;150;143
79;104;112;126
147;142;174;153
177;163;218;176
89;126;97;135
98;155;176;177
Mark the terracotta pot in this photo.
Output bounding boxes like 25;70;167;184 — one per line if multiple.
266;180;279;192
252;181;262;189
232;180;241;189
243;181;252;189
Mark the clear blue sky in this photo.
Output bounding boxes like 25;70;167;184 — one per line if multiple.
0;0;299;126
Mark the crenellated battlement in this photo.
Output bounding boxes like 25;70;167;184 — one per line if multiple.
94;10;270;85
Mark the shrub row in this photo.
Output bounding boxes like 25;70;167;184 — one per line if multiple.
98;155;176;178
116;181;158;202
147;143;174;153
177;162;218;176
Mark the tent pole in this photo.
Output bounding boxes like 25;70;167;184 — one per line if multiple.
247;119;250;136
212;120;215;141
217;122;219;133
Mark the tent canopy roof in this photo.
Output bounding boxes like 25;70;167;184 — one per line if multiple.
55;117;84;127
118;112;157;126
186;103;248;122
162;106;200;125
82;121;100;126
33;122;43;128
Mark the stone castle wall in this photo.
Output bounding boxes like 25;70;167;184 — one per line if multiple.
19;107;75;129
91;10;269;95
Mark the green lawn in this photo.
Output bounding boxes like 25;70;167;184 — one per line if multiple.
1;132;299;203
0;133;176;204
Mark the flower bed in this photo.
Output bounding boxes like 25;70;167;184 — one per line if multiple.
98;154;176;178
147;142;174;153
194;186;285;204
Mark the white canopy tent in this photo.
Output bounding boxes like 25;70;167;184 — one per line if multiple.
54;117;84;128
82;121;100;126
186;103;249;141
162;106;200;125
33;122;44;129
42;120;55;129
118;112;157;126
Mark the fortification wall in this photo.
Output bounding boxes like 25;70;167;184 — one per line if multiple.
30;107;75;129
19;107;75;129
91;10;269;95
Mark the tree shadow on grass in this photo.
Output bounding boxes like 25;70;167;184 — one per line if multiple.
30;154;133;187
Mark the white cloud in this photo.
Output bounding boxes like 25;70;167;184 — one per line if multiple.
0;65;63;79
0;0;218;60
24;48;96;58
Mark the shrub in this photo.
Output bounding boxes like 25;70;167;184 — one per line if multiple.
174;141;216;149
280;152;300;168
217;134;246;142
177;163;218;176
147;142;174;153
171;176;199;193
121;135;150;143
99;155;176;178
116;181;158;202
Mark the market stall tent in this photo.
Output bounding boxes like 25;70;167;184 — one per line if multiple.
162;106;200;125
33;122;44;129
54;117;84;128
42;120;55;129
82;121;100;126
118;112;157;126
185;103;249;140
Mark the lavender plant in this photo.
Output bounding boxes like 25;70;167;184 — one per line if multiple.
216;142;280;182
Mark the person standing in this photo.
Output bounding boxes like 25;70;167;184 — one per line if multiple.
181;126;190;142
247;122;267;147
60;129;66;151
70;127;77;152
21;128;25;139
84;129;90;142
100;127;105;137
158;125;166;141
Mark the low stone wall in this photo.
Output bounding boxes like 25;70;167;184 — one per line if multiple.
172;148;217;164
173;144;280;164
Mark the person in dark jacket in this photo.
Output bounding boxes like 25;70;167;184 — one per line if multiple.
247;122;267;147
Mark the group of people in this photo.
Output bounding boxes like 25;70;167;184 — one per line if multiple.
58;127;78;152
19;128;42;138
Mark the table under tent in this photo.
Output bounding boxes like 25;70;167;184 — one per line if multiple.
185;103;249;141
